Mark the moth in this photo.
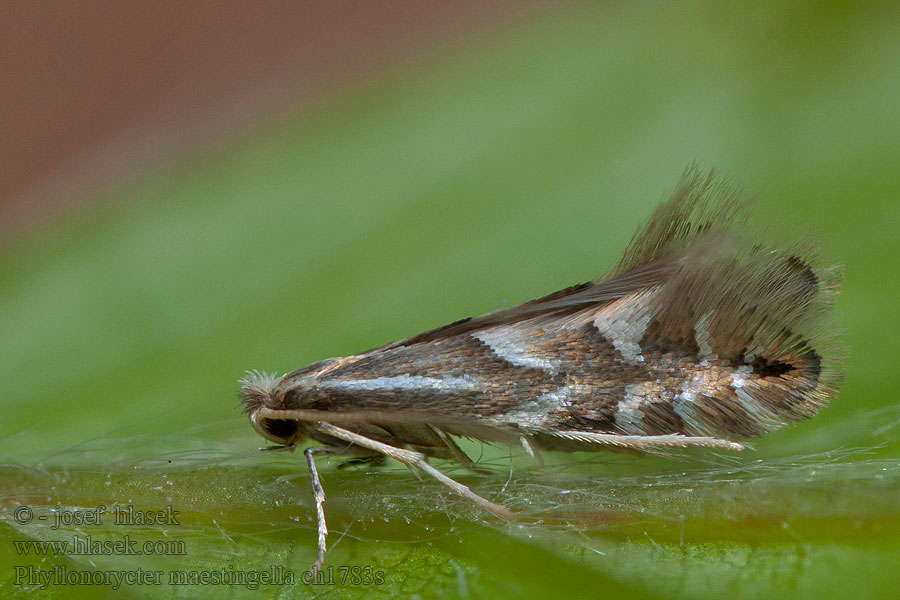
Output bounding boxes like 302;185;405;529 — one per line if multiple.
240;169;841;574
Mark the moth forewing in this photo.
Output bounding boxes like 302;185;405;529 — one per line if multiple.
239;168;841;575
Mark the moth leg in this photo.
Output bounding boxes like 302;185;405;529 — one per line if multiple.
303;445;377;576
553;431;745;451
428;425;491;475
304;446;334;578
314;421;515;521
336;454;387;469
519;435;545;468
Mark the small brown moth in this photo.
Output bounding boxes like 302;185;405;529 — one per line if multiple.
240;169;841;574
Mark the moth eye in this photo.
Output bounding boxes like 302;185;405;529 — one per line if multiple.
264;419;298;441
250;412;299;445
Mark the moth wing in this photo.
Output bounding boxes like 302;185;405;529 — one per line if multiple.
375;167;745;352
275;167;840;447
372;256;676;353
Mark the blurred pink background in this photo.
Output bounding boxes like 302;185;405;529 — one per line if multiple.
0;1;536;235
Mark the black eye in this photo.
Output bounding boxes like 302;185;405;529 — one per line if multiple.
263;419;298;441
251;413;300;445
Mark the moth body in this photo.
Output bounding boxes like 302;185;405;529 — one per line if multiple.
239;169;841;574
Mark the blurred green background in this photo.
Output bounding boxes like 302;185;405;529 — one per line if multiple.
3;1;900;598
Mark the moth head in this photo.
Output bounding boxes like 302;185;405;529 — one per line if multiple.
239;371;302;447
249;411;302;447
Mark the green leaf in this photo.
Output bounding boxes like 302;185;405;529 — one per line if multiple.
3;1;900;598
